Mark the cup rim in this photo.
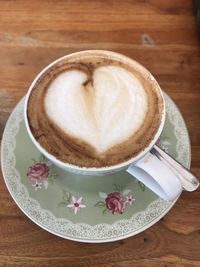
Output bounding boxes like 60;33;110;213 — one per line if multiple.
24;50;166;173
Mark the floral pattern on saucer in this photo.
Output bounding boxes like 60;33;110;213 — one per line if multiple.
58;190;86;215
27;154;56;190
1;93;191;242
156;137;171;153
95;184;136;215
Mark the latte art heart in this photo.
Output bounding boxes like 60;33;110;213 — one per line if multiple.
44;66;148;154
27;51;164;168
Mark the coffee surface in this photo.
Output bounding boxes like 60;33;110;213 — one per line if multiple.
27;51;163;167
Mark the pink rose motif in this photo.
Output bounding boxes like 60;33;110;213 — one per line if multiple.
105;192;126;214
27;163;49;180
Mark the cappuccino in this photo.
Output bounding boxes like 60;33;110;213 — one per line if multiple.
27;51;163;167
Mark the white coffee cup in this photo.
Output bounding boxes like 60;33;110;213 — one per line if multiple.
24;51;184;202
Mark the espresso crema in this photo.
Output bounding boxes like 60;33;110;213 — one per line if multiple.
27;51;164;167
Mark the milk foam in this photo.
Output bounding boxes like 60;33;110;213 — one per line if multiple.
44;66;148;154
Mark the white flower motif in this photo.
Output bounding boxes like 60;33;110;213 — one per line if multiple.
161;144;169;153
67;196;86;215
156;139;170;153
125;195;135;205
32;180;43;191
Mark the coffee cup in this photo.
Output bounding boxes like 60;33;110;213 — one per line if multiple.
24;50;198;201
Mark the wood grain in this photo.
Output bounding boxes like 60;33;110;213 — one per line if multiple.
0;1;199;266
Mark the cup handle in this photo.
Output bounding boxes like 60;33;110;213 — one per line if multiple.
127;152;182;201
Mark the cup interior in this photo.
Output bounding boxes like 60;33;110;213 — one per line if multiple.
24;50;166;174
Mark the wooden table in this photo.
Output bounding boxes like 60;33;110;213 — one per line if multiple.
0;1;199;266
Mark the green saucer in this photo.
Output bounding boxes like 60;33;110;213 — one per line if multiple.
1;93;191;243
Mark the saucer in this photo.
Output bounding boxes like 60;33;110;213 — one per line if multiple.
1;93;191;243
